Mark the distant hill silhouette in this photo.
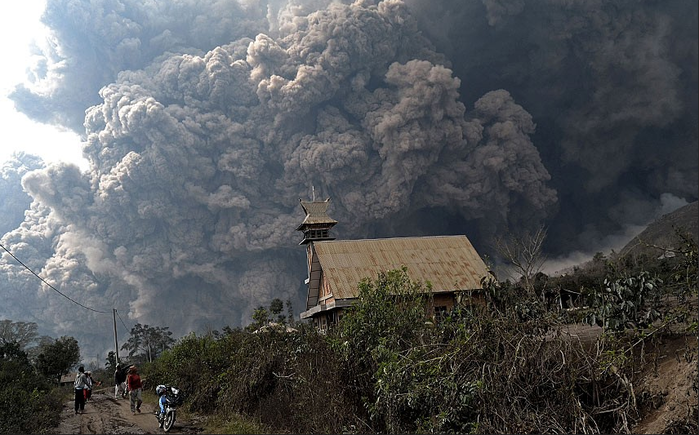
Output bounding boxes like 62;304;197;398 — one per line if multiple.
620;201;698;259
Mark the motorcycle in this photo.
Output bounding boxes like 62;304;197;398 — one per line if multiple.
155;385;184;432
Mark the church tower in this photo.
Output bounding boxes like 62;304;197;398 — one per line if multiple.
296;198;337;245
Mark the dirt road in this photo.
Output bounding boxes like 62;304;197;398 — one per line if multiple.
50;389;203;434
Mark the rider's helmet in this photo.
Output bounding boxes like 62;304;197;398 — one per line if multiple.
156;385;167;396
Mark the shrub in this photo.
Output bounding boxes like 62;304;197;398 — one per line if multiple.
585;271;663;331
144;263;674;434
147;326;362;434
144;331;234;413
0;341;64;434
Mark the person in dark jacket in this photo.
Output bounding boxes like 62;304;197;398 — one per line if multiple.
114;363;128;398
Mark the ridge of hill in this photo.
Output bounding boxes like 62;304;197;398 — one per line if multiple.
620;201;698;258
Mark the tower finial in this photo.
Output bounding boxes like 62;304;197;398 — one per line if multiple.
297;194;337;245
312;185;315;202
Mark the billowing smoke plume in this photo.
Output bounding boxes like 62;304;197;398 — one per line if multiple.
405;0;698;253
1;0;696;359
0;154;43;235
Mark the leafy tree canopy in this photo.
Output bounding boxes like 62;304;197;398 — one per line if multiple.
35;336;81;384
121;323;175;363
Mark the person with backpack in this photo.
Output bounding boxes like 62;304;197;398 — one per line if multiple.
74;366;88;415
126;365;144;414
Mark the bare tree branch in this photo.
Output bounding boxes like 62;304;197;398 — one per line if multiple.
493;225;548;296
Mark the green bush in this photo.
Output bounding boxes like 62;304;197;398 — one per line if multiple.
146;326;361;434
330;269;640;434
214;327;360;434
144;331;233;413
585;271;663;331
0;341;64;434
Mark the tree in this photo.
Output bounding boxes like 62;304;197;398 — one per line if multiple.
1;340;64;434
285;298;295;325
0;320;39;349
0;341;32;379
332;268;431;412
493;225;548;297
249;306;270;331
248;298;293;332
121;323;175;363
34;336;80;383
269;298;284;322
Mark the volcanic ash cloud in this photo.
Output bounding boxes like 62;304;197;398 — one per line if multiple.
3;0;556;355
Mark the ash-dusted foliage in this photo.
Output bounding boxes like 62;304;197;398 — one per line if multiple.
146;325;362;434
330;269;638;434
143;265;683;434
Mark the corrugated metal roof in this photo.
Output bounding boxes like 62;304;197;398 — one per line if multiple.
313;235;489;300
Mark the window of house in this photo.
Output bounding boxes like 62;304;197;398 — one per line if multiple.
306;229;330;239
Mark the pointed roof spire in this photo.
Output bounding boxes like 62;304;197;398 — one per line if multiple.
296;197;337;245
296;198;337;230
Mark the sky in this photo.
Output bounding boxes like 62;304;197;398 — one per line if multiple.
0;2;87;169
0;0;696;363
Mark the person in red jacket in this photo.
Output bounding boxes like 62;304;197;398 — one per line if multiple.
84;371;93;402
126;365;144;414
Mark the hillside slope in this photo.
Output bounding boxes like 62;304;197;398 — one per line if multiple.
621;201;698;258
621;201;698;433
631;335;698;434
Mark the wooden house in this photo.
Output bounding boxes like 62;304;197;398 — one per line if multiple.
60;373;76;387
297;198;490;330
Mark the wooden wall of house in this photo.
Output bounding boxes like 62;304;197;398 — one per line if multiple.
432;293;456;311
458;291;486;308
428;291;487;319
311;308;346;331
306;244;313;271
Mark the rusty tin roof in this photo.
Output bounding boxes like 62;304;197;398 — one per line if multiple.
312;235;489;300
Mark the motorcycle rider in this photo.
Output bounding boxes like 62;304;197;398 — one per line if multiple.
155;385;168;428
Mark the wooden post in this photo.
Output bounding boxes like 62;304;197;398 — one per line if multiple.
113;308;120;364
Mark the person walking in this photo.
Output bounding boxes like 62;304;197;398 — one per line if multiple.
126;365;144;414
84;371;93;402
73;366;88;415
114;363;127;398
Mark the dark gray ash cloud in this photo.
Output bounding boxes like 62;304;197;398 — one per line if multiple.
1;0;696;360
405;0;698;253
